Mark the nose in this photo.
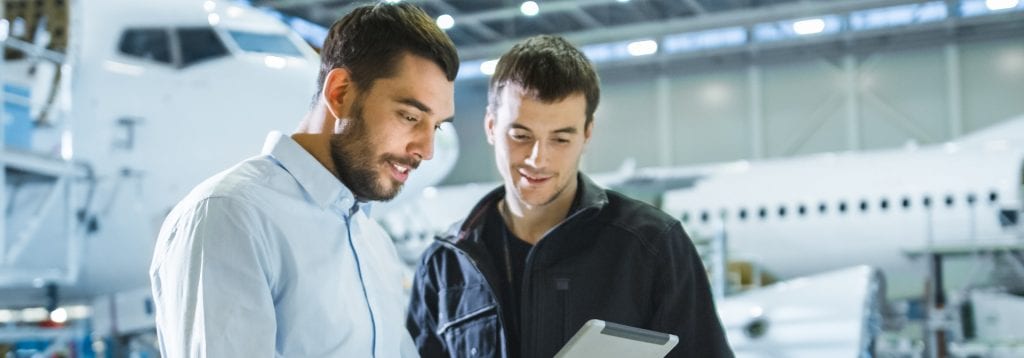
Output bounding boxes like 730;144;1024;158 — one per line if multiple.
524;140;547;168
409;125;435;161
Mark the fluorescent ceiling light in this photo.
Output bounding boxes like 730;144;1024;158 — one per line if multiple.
627;40;658;56
480;59;499;75
521;1;540;16
986;0;1019;10
792;18;826;35
437;14;455;30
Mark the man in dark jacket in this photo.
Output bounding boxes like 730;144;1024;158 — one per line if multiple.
407;35;732;358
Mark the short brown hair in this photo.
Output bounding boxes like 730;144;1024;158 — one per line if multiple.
315;2;459;104
487;35;600;126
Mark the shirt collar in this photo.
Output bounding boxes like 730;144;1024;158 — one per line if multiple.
261;131;372;213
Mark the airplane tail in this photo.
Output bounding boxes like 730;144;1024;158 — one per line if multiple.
957;113;1024;146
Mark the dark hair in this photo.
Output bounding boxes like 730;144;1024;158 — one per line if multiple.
488;35;600;126
314;2;459;104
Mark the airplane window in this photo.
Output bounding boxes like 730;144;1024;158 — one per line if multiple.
818;202;827;214
719;209;729;221
901;196;911;209
119;28;172;64
880;199;889;210
923;196;932;208
966;193;977;205
859;200;869;212
681;212;690;223
700;211;710;223
989;191;999;204
228;30;304;57
178;27;229;67
838;201;848;213
778;206;787;218
758;207;767;220
945;195;955;207
738;208;748;220
797;204;807;216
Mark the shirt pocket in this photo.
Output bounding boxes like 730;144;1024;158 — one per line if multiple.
437;285;500;358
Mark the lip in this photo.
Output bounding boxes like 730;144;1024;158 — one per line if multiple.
389;161;411;183
519;170;551;185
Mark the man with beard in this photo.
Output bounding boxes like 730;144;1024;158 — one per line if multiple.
149;3;457;357
406;35;732;357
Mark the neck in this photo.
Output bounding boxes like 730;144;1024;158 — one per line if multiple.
500;176;578;245
291;104;339;177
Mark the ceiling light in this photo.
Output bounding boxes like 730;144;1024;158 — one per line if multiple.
521;1;540;16
437;14;455;30
480;59;499;76
627;40;658;56
792;18;826;35
986;0;1019;11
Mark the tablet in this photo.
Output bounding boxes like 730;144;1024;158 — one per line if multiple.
554;319;679;358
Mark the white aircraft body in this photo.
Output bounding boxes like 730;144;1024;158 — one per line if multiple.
1;0;458;306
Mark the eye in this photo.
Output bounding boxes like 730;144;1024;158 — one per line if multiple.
553;138;570;144
399;111;418;123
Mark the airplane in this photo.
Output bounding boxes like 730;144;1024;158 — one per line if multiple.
383;114;1024;299
1;0;459;308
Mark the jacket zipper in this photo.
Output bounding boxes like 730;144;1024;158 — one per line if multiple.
519;206;595;357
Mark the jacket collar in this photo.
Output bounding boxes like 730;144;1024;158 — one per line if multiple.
443;172;608;244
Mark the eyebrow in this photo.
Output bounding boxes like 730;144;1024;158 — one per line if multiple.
510;123;578;134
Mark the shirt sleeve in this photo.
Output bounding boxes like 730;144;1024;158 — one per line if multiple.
651;221;735;358
150;196;278;357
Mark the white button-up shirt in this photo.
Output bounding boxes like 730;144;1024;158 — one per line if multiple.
150;132;417;357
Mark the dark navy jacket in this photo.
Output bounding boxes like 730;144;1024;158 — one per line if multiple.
407;174;733;357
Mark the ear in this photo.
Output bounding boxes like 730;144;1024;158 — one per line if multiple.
485;111;496;145
583;119;594;145
322;68;356;119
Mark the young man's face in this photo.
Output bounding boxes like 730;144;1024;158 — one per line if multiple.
487;84;592;208
330;53;455;201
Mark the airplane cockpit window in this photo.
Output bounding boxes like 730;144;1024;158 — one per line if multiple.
228;30;303;57
178;27;229;66
119;29;172;64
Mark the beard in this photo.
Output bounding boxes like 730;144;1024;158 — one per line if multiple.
328;98;418;202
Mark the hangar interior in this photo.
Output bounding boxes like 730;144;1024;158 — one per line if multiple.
2;0;1024;356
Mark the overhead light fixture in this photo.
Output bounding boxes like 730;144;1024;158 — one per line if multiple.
385;0;402;3
437;14;455;30
50;308;68;324
521;1;540;16
617;0;631;2
626;40;658;56
986;0;1019;11
480;59;499;76
792;18;826;35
